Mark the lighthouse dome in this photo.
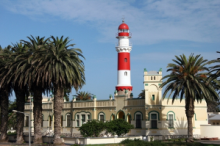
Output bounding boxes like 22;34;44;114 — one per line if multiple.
118;22;129;30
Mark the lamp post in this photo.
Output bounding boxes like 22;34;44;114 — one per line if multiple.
29;97;33;133
13;110;31;146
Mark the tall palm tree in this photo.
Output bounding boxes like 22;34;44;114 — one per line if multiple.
160;54;219;142
207;51;220;111
34;36;85;144
2;42;30;143
0;45;13;142
19;36;49;144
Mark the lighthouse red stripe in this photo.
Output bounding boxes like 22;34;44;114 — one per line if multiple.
118;52;130;70
116;86;132;91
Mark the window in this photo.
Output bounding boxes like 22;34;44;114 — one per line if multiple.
41;115;43;127
49;116;52;127
61;116;63;127
154;76;156;80
213;122;215;125
88;115;90;122
168;114;174;128
67;114;71;127
217;123;219;125
151;76;153;80
100;115;104;122
26;116;29;127
152;95;155;101
76;115;79;127
82;114;85;124
124;72;127;76
127;115;131;124
124;58;127;62
136;114;141;128
151;114;157;129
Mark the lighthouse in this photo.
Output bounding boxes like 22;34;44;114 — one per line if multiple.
115;20;133;97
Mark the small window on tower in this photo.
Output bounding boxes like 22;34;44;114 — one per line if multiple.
124;58;127;62
124;72;127;76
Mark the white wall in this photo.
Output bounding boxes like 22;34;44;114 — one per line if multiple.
200;125;220;139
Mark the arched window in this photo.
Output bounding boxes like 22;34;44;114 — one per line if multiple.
124;58;127;62
111;114;115;121
25;116;29;127
81;114;86;125
49;116;52;127
149;111;159;129
98;112;105;122
76;115;79;127
41;115;44;127
124;72;127;76
87;114;91;122
61;116;63;127
75;112;91;127
151;76;153;80
152;95;155;101
66;114;71;127
168;114;174;128
127;114;131;124
134;111;142;128
154;76;156;80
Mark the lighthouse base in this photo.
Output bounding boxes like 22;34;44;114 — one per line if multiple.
115;88;133;99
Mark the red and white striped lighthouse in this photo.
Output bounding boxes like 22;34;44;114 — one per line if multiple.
115;20;132;93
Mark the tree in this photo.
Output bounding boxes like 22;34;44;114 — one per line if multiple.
0;45;13;142
75;91;93;100
160;54;219;142
79;120;105;137
207;51;220;112
138;90;145;99
4;42;30;143
20;36;49;144
34;36;85;144
105;119;134;136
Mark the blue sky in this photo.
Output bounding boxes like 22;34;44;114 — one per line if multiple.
1;0;220;101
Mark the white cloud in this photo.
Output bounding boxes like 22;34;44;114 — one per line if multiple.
1;0;220;44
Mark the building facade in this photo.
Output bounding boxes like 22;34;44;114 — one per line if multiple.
23;21;208;137
23;68;207;136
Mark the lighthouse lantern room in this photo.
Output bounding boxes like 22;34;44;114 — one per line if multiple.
115;20;133;97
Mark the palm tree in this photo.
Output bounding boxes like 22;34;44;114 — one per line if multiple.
138;90;145;99
75;91;93;100
160;54;219;142
19;36;49;144
0;45;13;142
34;36;85;144
4;42;30;143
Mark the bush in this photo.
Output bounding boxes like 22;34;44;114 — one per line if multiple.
79;120;105;137
105;119;134;136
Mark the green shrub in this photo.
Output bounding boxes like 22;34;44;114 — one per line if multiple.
79;120;105;137
7;131;17;135
105;119;134;136
70;144;80;146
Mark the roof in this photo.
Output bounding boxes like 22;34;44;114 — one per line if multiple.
209;114;220;120
147;71;159;75
118;22;129;30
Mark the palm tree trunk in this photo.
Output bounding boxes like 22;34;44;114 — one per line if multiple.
33;86;43;144
185;96;195;142
53;84;64;144
14;85;25;144
0;85;9;142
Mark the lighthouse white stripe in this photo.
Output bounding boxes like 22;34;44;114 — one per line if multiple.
117;70;131;86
